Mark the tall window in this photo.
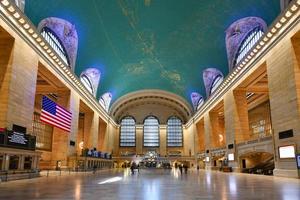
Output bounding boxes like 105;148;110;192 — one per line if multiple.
143;116;159;147
235;27;264;66
80;74;94;94
120;116;136;147
167;117;183;147
41;27;70;65
197;98;204;110
32;112;53;151
210;75;223;95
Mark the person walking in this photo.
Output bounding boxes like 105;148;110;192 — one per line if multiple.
179;164;183;174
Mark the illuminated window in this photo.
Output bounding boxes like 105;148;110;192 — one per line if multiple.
99;92;112;112
32;112;53;151
167;117;183;147
235;27;264;66
120;116;136;147
210;74;223;95
197;98;204;110
143;116;159;147
80;74;94;94
41;27;70;65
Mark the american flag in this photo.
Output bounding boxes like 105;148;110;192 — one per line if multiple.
40;96;72;132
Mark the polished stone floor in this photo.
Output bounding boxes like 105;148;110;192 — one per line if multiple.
0;169;300;200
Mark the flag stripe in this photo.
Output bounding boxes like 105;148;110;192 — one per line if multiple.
41;110;71;129
41;117;70;132
56;105;72;118
40;96;72;132
56;107;72;120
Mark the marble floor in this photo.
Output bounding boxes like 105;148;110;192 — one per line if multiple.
0;169;299;200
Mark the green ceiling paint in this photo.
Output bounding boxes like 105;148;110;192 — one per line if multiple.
25;0;280;105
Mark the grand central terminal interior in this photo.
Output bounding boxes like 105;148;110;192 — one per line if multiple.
0;0;300;199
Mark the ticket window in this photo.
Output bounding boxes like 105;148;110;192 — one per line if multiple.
24;156;32;170
0;155;3;170
9;155;19;170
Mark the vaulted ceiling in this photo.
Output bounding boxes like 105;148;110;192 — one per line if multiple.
25;0;280;106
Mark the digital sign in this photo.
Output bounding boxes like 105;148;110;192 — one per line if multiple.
279;145;295;159
228;153;235;161
0;130;36;150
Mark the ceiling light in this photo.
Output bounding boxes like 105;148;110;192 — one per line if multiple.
7;5;15;12
18;18;25;24
271;28;277;33
291;5;298;12
32;33;38;38
1;0;10;6
280;17;287;23
275;22;282;28
13;12;20;19
23;23;30;29
285;11;292;18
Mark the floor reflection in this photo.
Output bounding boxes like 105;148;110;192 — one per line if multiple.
0;169;299;200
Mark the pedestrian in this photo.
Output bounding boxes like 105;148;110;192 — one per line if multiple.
179;164;183;174
93;164;97;174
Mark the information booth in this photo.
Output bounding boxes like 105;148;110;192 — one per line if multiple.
0;125;41;181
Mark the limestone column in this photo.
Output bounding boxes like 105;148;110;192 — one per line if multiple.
0;34;38;131
136;125;143;154
159;125;167;156
51;91;79;168
224;89;249;172
87;114;99;149
267;38;300;178
204;113;213;169
67;91;80;156
209;111;220;148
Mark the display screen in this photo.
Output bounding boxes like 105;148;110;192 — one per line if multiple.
279;145;295;158
205;156;210;162
228;153;234;161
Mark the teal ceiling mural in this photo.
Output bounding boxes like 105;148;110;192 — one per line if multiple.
25;0;280;105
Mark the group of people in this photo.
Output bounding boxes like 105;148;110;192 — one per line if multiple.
178;164;189;174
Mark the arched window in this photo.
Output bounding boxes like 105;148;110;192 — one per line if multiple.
120;116;136;147
210;74;223;95
143;116;159;147
80;74;94;94
197;98;204;110
234;27;264;66
99;92;112;112
41;27;70;66
167;117;183;147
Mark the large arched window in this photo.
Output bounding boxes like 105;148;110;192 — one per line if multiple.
197;98;204;110
80;74;94;94
120;116;136;147
143;116;159;147
41;27;70;65
99;92;112;112
167;117;183;147
210;74;223;95
234;27;264;66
